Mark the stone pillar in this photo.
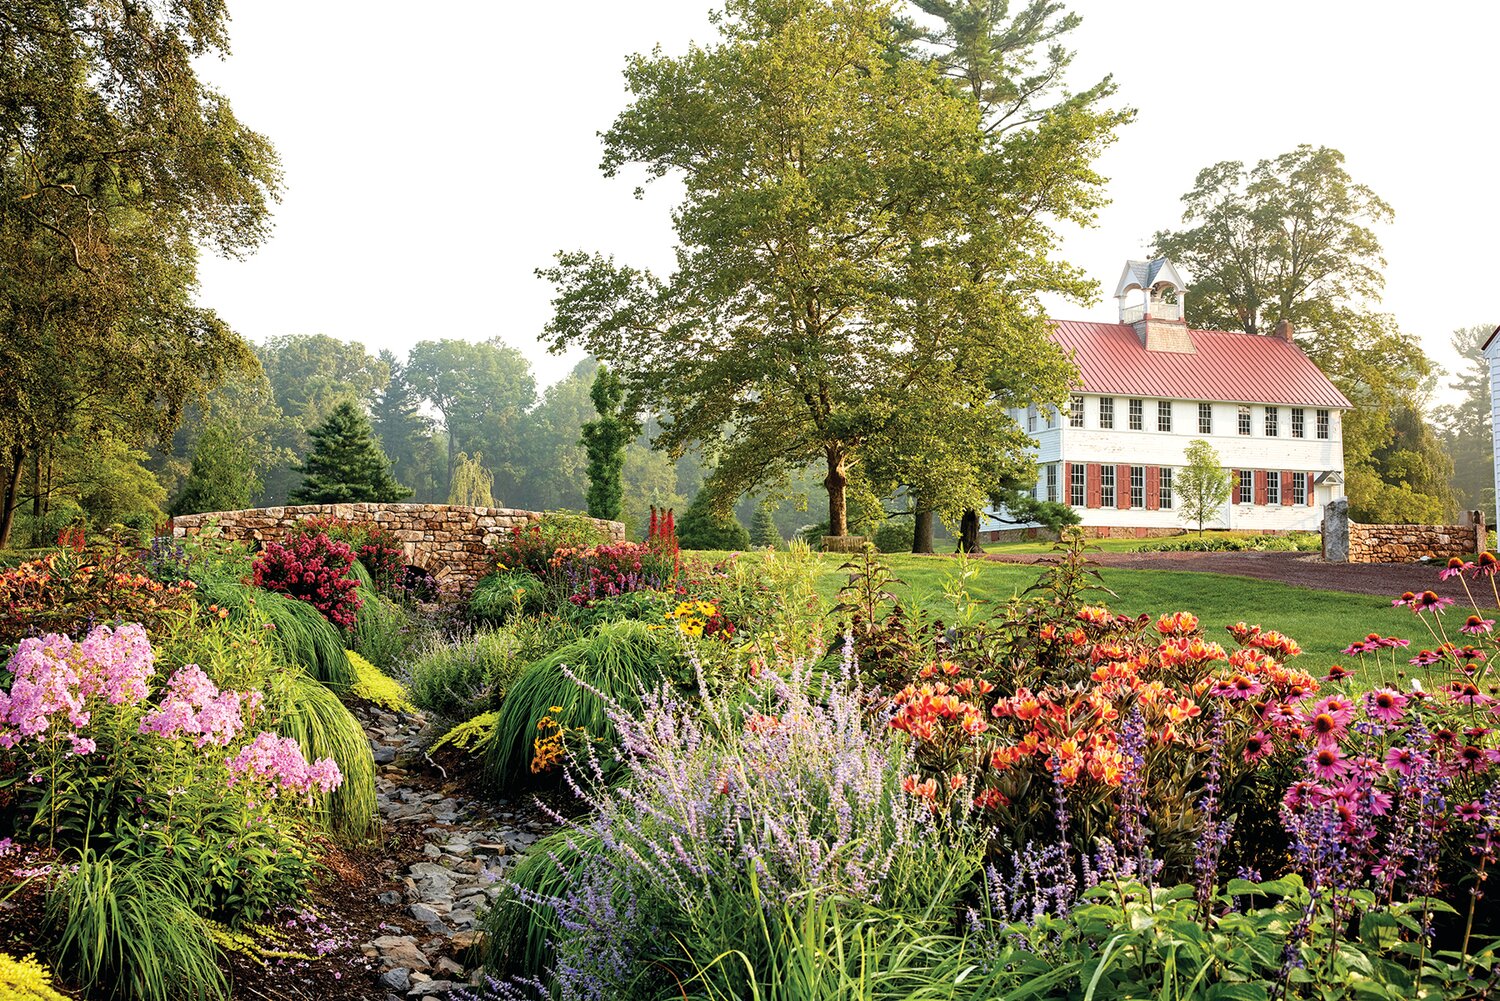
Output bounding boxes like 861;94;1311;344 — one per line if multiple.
1460;509;1487;556
1322;498;1350;562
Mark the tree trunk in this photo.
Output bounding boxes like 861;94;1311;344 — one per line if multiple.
0;444;22;549
912;507;934;553
824;447;849;538
30;451;43;547
958;509;983;553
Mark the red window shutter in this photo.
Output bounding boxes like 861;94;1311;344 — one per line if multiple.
1282;470;1294;506
1307;471;1315;506
1254;470;1267;506
1063;461;1071;502
1087;463;1100;508
1118;464;1131;509
1145;465;1159;510
1230;469;1239;503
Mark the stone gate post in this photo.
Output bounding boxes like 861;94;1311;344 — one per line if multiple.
1322;498;1350;562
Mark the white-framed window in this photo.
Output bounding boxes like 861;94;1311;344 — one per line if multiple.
1157;400;1172;432
1291;408;1305;438
1198;402;1213;434
1027;405;1037;433
1237;469;1254;504
1292;472;1307;505
1069;395;1085;428
1099;397;1115;429
1045;464;1058;502
1101;465;1116;507
1070;463;1085;506
1264;406;1279;437
1238;406;1252;436
1159;467;1174;510
1266;470;1280;505
1130;466;1144;507
1128;398;1144;430
1316;410;1330;440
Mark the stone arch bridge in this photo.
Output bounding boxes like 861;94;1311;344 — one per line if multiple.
169;503;625;594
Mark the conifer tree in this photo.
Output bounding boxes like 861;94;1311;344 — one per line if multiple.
677;487;751;551
580;365;637;520
749;503;781;549
289;401;410;504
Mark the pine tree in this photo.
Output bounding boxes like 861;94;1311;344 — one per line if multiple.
677;487;751;551
371;351;436;501
289;401;411;504
749;503;781;549
579;365;637;520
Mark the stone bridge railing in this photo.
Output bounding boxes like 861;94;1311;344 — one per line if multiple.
1323;499;1485;564
170;503;625;594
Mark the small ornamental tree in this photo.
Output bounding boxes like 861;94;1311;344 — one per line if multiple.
1176;439;1233;537
290;401;411;505
251;533;363;629
749;504;781;549
580;365;637;521
448;452;496;507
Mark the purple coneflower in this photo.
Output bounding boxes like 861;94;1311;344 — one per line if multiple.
1457;801;1485;823
1384;746;1421;776
1440;557;1475;581
1365;688;1408;724
1308;746;1352;782
1243;731;1274;763
1410;590;1454;614
1474;552;1500;578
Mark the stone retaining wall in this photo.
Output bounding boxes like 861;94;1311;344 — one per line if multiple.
169;503;625;594
1323;499;1485;563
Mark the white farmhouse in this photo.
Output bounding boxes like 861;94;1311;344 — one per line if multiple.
1482;325;1500;512
988;257;1350;539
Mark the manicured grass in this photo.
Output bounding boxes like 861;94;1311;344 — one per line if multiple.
982;529;1319;555
703;550;1460;676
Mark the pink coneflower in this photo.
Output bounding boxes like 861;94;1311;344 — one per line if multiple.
1365;788;1394;816
1214;674;1264;699
1243;731;1274;762
1325;664;1354;682
1384;746;1421;775
1474;552;1500;578
1410;649;1445;667
1380;636;1411;649
1411;591;1455;614
1457;801;1485;823
1393;592;1418;608
1440;557;1475;581
1342;639;1376;656
1446;682;1495;708
1308;746;1352;781
1454;744;1493;774
1462;615;1495;636
1365;688;1408;723
1312;695;1356;721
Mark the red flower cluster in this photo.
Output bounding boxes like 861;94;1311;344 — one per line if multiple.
251;533;363;630
292;516;403;594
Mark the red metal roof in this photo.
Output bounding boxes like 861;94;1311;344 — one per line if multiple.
1051;320;1353;409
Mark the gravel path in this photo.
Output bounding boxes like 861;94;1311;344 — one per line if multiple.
355;705;555;999
983;549;1482;602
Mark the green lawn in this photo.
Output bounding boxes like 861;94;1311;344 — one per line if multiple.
981;530;1320;555
707;550;1459;677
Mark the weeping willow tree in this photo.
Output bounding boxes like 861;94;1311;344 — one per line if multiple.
449;451;496;507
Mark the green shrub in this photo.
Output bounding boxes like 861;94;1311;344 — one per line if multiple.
564;589;669;631
467;569;548;624
872;518;912;554
408;619;577;721
482;619;683;791
43;849;227;1001
1146;531;1319;553
278;673;377;840
429;710;501;758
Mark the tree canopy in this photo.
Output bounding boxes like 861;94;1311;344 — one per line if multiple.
289;401;410;505
540;0;1120;537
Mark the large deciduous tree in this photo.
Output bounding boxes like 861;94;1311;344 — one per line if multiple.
406;338;536;503
540;0;1118;537
0;0;281;546
1152;146;1451;522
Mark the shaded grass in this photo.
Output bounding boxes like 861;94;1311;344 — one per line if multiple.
408;618;579;722
192;576;354;689
347;562;414;668
479;828;603;977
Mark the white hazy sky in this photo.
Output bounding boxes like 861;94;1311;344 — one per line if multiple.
195;0;1500;406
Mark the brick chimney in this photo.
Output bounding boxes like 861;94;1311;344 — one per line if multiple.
1272;318;1295;343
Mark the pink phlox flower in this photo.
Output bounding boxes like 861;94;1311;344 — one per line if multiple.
227;731;343;797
